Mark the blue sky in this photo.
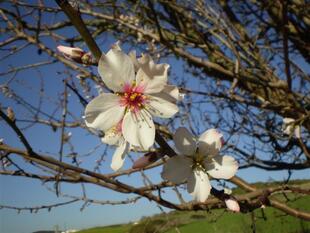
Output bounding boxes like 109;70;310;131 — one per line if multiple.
1;2;310;233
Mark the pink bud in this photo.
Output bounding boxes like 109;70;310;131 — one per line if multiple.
132;152;159;169
57;45;91;64
225;198;240;212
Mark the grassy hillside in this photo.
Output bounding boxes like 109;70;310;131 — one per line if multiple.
77;224;131;233
77;180;310;233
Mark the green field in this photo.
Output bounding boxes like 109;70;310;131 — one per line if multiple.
76;224;132;233
77;180;310;233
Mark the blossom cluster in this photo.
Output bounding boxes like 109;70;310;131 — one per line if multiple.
58;43;239;205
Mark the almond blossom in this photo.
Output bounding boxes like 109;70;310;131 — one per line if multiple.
161;127;238;202
85;43;179;151
101;84;181;171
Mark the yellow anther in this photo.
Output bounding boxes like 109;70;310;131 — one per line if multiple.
130;93;138;101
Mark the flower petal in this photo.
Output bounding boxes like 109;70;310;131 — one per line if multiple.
98;44;135;92
136;68;166;94
137;54;169;82
294;126;301;139
173;127;196;155
146;95;179;118
122;110;155;150
198;129;223;157
85;93;125;131
101;127;122;146
206;155;238;179
151;85;181;103
161;155;192;184
282;118;296;136
111;141;129;171
187;170;211;202
128;50;139;72
132;152;159;169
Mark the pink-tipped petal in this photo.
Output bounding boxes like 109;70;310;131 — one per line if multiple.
57;45;85;63
132;152;159;169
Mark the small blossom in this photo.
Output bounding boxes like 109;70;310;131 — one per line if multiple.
85;43;179;150
7;107;15;122
161;127;238;202
1;85;13;98
1;158;11;168
57;45;93;65
225;198;240;212
63;132;72;143
282;118;301;138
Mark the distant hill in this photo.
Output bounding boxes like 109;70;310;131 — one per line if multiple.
77;179;310;233
33;231;55;233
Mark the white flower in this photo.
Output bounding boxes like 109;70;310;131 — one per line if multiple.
161;127;238;202
85;43;179;150
282;118;301;138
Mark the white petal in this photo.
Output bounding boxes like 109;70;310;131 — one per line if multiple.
283;118;294;124
101;127;122;145
137;54;169;82
161;156;192;183
128;50;139;72
122;110;155;150
187;170;211;202
294;126;301;139
173;127;196;155
163;85;180;101
111;141;129;171
198;129;223;157
85;93;125;131
206;155;238;179
146;95;179;118
98;45;135;92
151;85;180;103
136;68;166;94
282;118;298;136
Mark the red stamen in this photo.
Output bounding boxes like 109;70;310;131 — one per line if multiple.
119;82;147;113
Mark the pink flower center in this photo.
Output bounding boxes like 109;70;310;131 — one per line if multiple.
119;82;147;113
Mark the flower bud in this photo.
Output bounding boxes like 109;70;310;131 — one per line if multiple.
225;198;240;212
132;152;160;169
7;107;15;122
57;45;92;65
